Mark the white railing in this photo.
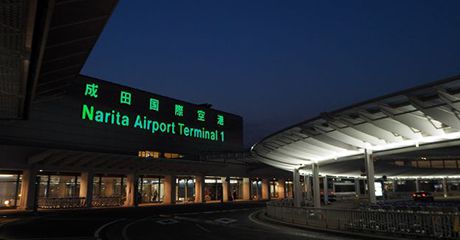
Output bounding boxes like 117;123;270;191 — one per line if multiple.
266;201;460;239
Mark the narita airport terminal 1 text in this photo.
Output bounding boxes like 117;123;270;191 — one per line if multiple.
81;104;225;142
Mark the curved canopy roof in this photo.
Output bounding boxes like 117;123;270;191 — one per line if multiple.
252;75;460;172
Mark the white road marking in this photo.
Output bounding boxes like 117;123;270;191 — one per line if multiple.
94;218;125;240
249;210;365;240
195;223;211;233
156;219;179;225
214;218;237;225
122;217;155;240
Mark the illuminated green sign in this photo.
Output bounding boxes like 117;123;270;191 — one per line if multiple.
81;83;225;142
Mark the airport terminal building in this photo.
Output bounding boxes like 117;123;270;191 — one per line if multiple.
2;0;460;218
0;0;290;210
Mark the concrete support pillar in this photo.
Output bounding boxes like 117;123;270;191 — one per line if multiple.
242;178;250;200
355;178;360;196
293;169;302;207
312;163;321;208
365;149;376;204
277;179;285;199
164;175;176;204
261;179;270;200
323;176;328;205
392;179;397;192
194;176;205;203
415;178;420;192
79;172;93;208
124;173;138;207
19;169;38;210
305;175;311;201
443;178;448;198
221;177;230;202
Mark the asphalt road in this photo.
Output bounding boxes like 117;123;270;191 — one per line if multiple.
0;203;366;240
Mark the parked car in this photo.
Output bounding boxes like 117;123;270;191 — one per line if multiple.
412;191;434;201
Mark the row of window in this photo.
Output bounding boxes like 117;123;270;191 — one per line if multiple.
138;151;184;159
0;174;288;208
393;160;460;169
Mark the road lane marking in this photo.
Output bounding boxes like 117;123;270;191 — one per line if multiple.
156;219;179;225
248;210;281;231
94;218;125;240
249;210;360;240
214;218;237;225
122;217;152;240
195;223;211;233
122;216;172;240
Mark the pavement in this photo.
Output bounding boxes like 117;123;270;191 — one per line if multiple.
0;202;372;240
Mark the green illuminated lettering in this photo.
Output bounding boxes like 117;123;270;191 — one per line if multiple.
121;116;129;126
84;83;99;98
95;110;104;122
81;106;223;142
120;91;132;105
217;114;224;126
178;123;185;135
175;104;184;117
134;115;143;128
152;121;159;133
82;104;94;120
197;110;205;121
184;126;189;136
82;104;129;126
204;129;210;139
210;131;216;141
149;98;159;111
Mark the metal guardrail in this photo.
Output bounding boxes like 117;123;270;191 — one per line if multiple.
266;201;460;239
92;196;125;207
38;197;86;209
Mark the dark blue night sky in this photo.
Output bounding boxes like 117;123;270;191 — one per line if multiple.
82;0;460;147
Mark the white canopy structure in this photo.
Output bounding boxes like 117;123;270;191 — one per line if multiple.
252;75;460;173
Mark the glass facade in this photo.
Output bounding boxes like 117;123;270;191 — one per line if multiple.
229;178;243;200
269;180;279;198
250;179;262;200
138;176;164;203
38;174;80;198
176;177;195;203
93;176;126;197
0;173;21;208
204;177;222;201
285;180;293;198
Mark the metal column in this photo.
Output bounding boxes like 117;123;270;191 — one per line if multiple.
293;169;302;207
392;179;397;193
305;175;311;201
365;149;376;204
355;178;360;196
312;163;321;208
443;178;448;198
323;176;328;205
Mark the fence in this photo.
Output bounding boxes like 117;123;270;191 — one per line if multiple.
92;196;125;207
266;201;460;239
38;197;86;209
